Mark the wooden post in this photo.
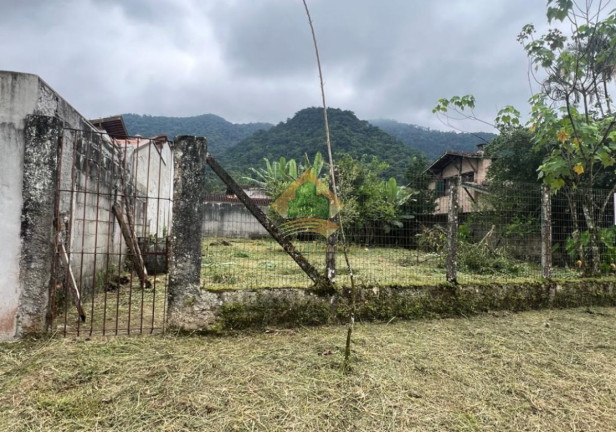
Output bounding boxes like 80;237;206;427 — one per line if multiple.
541;184;553;279
446;175;460;284
206;154;331;289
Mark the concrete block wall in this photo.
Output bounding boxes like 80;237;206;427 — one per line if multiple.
202;201;269;238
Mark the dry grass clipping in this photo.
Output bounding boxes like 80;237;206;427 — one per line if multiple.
1;307;615;431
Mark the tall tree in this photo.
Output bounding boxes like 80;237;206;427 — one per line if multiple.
434;0;616;275
519;0;616;275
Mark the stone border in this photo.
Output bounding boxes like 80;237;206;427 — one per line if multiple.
168;280;616;331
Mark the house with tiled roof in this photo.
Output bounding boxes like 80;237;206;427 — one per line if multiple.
427;144;491;214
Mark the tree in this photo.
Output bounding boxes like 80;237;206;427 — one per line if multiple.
434;0;616;276
336;154;413;241
518;0;616;275
405;154;436;215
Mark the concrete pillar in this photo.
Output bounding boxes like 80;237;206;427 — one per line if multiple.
167;136;211;329
16;115;62;335
541;184;553;279
446;175;460;284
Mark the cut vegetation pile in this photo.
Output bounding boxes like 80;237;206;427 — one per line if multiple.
1;308;615;431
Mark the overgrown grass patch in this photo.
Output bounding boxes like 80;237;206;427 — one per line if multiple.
1;308;615;431
200;237;579;290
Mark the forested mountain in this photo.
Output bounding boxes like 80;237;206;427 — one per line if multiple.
122;113;272;154
370;119;496;160
218;107;418;181
122;111;497;182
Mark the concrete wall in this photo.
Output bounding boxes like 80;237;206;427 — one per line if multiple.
0;71;89;338
130;140;174;238
202;201;269;238
0;71;174;339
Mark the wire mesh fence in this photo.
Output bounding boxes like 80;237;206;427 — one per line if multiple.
201;180;616;289
52;128;173;336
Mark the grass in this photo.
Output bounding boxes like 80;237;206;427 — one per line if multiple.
55;275;168;337
201;237;579;290
1;307;615;431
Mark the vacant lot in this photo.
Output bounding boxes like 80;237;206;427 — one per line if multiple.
201;237;577;289
1;308;615;431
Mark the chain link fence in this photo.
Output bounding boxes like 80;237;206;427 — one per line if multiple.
200;179;616;289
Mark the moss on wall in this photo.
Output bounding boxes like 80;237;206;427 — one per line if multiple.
211;280;616;331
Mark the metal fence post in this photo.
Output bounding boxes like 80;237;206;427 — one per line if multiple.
541;184;553;279
446;175;460;284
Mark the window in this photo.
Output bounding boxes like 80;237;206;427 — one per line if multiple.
461;172;474;183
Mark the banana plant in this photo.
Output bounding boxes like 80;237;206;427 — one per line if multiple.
244;152;328;199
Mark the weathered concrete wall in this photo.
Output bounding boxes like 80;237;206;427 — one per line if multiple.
202;201;269;238
65;135;174;298
0;71;178;339
167;136;208;329
130;140;174;238
64;130;126;298
168;280;616;332
0;72;35;338
0;71;84;338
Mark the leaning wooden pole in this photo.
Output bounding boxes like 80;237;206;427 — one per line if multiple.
206;154;331;289
59;242;87;322
113;140;150;289
112;203;150;288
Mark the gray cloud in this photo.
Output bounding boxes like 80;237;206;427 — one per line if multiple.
0;0;551;132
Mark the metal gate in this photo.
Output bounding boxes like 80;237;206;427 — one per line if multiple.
49;127;173;336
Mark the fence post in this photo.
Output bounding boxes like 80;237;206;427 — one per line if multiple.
541;184;553;279
167;136;208;329
446;175;460;284
17;115;63;336
325;166;339;283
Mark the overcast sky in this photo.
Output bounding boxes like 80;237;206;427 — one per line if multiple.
0;0;552;132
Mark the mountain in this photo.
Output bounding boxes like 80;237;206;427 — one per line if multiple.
122;113;272;154
370;119;496;161
218;107;418;182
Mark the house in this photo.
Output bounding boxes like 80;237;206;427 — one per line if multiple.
427;144;491;214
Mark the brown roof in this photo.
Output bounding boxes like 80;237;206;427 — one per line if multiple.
90;115;129;139
427;150;484;174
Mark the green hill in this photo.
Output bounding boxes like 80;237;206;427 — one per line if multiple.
122;113;272;154
219;107;417;181
121;111;498;183
370;119;496;161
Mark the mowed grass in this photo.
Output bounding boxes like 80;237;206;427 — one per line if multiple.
1;308;615;431
201;237;578;290
56;275;168;337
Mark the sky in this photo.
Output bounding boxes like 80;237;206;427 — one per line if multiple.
0;0;554;132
